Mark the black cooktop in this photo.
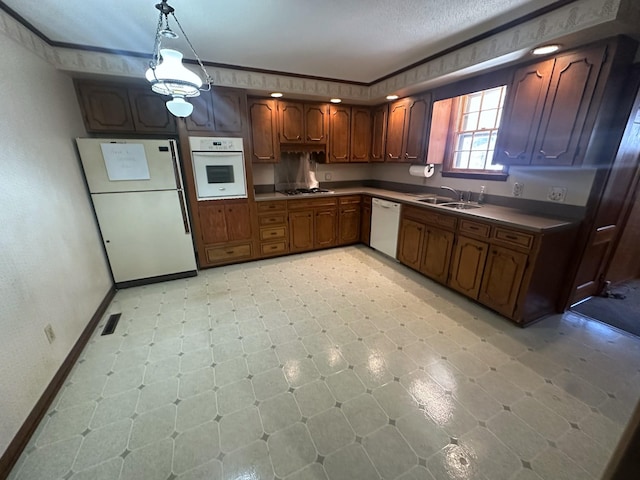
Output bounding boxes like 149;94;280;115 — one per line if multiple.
278;188;332;196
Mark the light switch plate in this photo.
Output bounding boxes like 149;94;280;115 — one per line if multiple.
547;186;567;202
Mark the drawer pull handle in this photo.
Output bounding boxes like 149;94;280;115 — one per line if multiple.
468;226;479;230
270;232;278;236
505;235;518;240
270;245;278;250
226;250;234;254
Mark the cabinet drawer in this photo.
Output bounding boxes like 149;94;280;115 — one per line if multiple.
260;241;287;255
402;205;457;230
260;226;287;241
288;197;337;209
339;195;361;205
205;243;252;263
259;214;286;226
459;219;490;238
257;201;286;213
493;228;534;250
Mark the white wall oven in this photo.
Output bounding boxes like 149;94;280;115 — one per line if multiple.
189;137;247;200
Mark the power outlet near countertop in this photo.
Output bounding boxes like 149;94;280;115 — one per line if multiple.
512;182;524;197
547;186;567;202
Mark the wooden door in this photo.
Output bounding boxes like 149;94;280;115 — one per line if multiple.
493;58;555;165
211;88;245;134
397;218;424;270
185;91;215;132
199;202;228;244
248;98;280;163
338;205;361;244
386;99;409;161
420;227;454;284
305;104;329;143
289;210;314;252
532;45;607;166
478;246;528;317
76;82;134;132
279;102;304;143
404;94;432;162
128;87;176;134
448;236;488;299
370;105;388;162
329;105;351;162
315;208;337;248
225;200;252;241
351;107;372;162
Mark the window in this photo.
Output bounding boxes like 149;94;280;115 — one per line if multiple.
442;85;508;180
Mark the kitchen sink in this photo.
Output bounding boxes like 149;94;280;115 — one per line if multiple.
438;202;482;210
416;197;453;205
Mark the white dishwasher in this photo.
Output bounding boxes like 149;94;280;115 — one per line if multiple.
370;198;401;259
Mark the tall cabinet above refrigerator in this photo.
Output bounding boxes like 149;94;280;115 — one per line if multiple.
76;138;197;287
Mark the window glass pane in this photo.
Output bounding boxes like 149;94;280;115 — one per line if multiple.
482;88;502;109
461;112;478;131
486;155;504;170
466;93;482;112
471;132;490;150
489;131;498;150
495;108;503;127
457;133;473;151
469;151;487;169
478;109;497;129
454;150;470;169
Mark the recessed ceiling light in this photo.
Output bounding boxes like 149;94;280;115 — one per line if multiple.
330;98;342;103
386;95;399;101
532;44;560;55
270;92;283;98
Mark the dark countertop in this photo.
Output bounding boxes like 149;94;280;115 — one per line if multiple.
254;187;580;233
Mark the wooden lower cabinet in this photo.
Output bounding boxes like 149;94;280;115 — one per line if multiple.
315;208;337;248
397;218;424;269
478;245;528;317
448;236;489;298
338;196;361;245
289;210;314;252
420;227;454;284
257;200;288;257
361;197;372;245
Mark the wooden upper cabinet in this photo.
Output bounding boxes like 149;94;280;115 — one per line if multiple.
329;105;351;162
185;87;246;134
351;107;372;162
128;87;176;134
248;98;280;163
279;102;304;142
495;44;607;166
279;101;329;144
304;104;329;143
370;105;388;162
385;94;432;162
76;82;135;132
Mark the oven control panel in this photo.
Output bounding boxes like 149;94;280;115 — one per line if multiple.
189;137;244;152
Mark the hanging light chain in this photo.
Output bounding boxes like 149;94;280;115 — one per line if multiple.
169;11;213;90
149;9;165;71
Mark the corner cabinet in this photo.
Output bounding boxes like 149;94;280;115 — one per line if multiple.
386;94;432;162
248;98;280;163
287;197;338;253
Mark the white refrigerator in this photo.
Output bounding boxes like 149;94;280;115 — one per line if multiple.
76;138;197;286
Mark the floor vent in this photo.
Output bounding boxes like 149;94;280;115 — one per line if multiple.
101;313;121;336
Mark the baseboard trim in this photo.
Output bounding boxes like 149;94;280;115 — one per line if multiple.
0;286;116;479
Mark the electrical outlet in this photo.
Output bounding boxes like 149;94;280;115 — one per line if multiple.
512;182;524;197
44;324;56;344
324;172;332;181
547;186;567;202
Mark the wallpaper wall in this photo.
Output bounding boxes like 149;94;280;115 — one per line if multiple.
0;31;112;457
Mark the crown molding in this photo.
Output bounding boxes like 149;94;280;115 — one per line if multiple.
1;0;636;103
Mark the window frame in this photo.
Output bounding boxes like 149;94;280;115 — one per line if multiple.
441;87;509;181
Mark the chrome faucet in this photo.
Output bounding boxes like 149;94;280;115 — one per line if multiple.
440;185;462;202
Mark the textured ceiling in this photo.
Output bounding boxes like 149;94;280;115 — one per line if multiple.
2;0;562;83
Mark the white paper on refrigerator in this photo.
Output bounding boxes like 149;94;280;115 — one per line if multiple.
100;143;150;181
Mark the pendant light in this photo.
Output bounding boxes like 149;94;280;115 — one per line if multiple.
145;0;213;117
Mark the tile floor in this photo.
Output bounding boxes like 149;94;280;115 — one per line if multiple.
9;246;640;480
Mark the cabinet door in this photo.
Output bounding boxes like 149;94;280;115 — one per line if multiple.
211;88;245;134
420;227;454;284
248;98;280;163
493;59;555;165
404;94;432;162
279;102;304;143
198;202;228;244
289;210;314;252
305;104;329;143
338;205;361;244
128;87;176;134
185;91;216;132
370;105;388;162
361;205;371;245
76;82;134;132
351;107;372;162
225;200;252;241
386;99;409;161
329;105;351;162
448;236;488;299
478;246;528;317
532;45;607;166
397;218;424;270
315;208;337;248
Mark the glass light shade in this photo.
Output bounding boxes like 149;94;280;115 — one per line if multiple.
145;48;203;97
166;97;194;117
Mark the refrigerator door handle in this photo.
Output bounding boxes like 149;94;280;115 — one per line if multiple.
177;190;190;234
169;140;183;190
